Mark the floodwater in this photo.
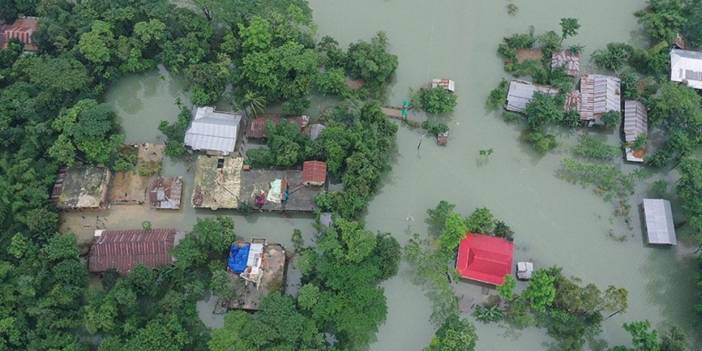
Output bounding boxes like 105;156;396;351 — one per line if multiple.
58;0;702;350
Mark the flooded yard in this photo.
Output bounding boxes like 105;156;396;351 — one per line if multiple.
59;0;702;350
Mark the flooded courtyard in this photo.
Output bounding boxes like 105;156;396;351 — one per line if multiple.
59;0;702;350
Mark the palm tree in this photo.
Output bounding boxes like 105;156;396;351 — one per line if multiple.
241;91;266;116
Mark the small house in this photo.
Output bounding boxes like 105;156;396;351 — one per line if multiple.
516;261;534;280
579;74;621;124
642;199;677;245
191;156;243;210
88;228;182;274
184;106;243;156
226;239;286;311
52;166;111;210
670;49;702;90
0;16;39;51
148;176;183;209
437;131;449;146
432;78;456;92
456;233;514;286
302;161;327;186
505;80;558;113
246;115;309;140
623;100;648;163
551;50;581;77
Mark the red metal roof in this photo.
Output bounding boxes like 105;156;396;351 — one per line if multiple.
1;17;39;51
88;229;177;274
456;233;513;285
302;161;327;186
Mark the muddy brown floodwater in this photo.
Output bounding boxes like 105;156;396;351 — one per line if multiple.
59;1;702;349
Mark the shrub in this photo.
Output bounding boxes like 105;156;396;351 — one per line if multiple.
421;120;449;136
486;79;509;111
415;87;457;114
572;135;619;161
601;111;620;129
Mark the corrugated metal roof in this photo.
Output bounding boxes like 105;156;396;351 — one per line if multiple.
551;50;581;77
456;233;514;285
579;74;621;121
505;80;558;113
148;176;183;209
670;49;702;90
643;199;677;245
302;161;327;186
623;100;648;143
184;107;242;154
0;17;38;51
88;229;177;273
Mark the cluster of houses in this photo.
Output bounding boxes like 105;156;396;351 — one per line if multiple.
455;197;677;289
51;105;336;312
185;106;328;212
457;45;700;289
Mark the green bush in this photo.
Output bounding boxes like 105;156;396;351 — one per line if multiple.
572;135;619;161
421;120;449;136
486;79;509;111
415;87;458;114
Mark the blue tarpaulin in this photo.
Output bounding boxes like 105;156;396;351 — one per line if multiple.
228;243;250;273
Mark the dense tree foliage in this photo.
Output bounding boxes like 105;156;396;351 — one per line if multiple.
478;266;629;351
427;314;477;351
609;320;688;351
406;202;513;325
209;219;400;350
490;21;581;153
414;86;458;114
646;83;702;167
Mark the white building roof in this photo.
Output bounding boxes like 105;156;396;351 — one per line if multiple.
505;80;558;113
184;106;242;155
670;49;702;90
643;199;677;245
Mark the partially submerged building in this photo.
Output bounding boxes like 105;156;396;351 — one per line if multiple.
642;199;677;245
551;50;581;77
88;228;182;274
240;168;324;212
670;49;702;90
456;233;514;286
225;239;286;311
623;100;648;163
148;176;183;209
579;74;621;125
191;156;243;210
0;16;39;51
432;78;456;92
109;144;165;204
245;115;309;140
505;80;558;113
52;166;111;210
185;107;243;156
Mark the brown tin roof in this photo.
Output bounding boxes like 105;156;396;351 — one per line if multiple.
88;229;177;274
